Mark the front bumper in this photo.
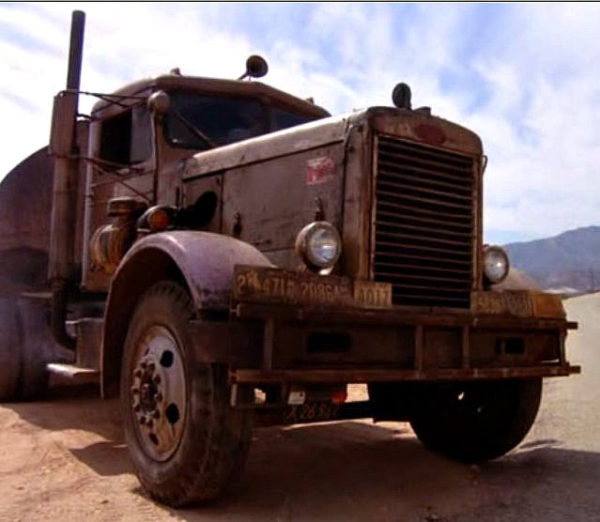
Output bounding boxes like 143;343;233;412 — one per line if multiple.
190;266;580;385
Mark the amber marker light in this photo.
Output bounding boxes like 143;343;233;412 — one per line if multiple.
137;205;177;233
147;208;171;231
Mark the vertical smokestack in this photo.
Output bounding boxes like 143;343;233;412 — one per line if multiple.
48;10;86;350
66;11;85;93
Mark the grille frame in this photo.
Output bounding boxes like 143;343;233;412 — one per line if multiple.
371;134;478;309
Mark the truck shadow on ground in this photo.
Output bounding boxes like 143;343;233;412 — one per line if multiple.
6;386;600;522
446;447;600;522
171;427;600;522
5;385;131;476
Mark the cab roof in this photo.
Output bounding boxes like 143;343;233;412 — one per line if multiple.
91;74;330;119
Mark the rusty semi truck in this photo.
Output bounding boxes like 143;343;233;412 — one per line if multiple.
0;11;580;506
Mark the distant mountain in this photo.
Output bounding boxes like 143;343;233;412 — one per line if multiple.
503;226;600;293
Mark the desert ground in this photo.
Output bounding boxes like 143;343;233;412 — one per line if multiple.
0;293;598;522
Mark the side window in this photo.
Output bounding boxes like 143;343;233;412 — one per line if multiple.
99;105;152;168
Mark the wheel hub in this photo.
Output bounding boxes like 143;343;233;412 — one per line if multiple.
128;326;186;461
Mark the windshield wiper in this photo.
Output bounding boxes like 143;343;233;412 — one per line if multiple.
170;109;217;149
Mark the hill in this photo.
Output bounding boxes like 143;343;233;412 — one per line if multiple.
503;226;600;292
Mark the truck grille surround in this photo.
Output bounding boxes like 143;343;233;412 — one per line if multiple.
373;135;475;308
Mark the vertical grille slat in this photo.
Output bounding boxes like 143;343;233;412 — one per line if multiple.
374;136;475;308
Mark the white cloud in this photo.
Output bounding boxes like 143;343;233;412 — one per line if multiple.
461;4;600;240
0;2;598;242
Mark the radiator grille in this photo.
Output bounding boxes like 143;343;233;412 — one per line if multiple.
374;135;475;308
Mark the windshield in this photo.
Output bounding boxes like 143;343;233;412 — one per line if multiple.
165;91;320;150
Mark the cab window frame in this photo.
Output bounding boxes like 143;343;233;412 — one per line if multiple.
97;102;153;169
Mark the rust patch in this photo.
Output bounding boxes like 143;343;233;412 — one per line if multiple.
532;293;566;319
415;123;446;145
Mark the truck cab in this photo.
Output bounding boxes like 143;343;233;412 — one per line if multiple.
82;70;329;291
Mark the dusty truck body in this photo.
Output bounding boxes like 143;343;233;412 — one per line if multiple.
0;11;579;506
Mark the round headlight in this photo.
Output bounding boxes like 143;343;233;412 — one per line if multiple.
483;245;510;284
295;221;342;270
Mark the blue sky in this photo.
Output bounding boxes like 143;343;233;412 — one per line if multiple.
1;2;599;244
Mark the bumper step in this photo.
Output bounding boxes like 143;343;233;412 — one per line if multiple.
46;363;100;384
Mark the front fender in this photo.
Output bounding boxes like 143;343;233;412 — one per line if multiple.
116;231;273;310
101;231;272;397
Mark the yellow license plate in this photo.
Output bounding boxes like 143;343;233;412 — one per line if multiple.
234;265;392;309
471;291;533;317
353;280;393;308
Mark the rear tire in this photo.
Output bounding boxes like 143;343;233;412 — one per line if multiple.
16;297;54;399
0;295;55;400
410;378;542;462
0;296;22;400
121;281;252;507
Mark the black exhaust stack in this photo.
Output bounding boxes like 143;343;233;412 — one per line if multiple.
66;11;85;93
48;10;86;350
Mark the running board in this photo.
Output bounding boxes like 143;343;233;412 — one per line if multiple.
46;363;100;384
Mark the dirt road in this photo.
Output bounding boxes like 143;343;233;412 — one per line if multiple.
0;294;598;522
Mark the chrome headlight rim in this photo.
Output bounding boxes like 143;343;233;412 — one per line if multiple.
295;221;342;271
483;245;510;284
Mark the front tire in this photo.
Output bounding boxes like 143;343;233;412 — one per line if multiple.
121;281;252;506
410;378;542;462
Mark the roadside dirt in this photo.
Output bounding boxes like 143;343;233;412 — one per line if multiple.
0;294;598;522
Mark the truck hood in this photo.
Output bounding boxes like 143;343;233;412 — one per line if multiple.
183;107;482;180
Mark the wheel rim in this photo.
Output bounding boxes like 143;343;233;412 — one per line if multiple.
128;325;187;462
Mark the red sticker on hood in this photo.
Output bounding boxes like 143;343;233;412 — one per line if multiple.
306;157;335;185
